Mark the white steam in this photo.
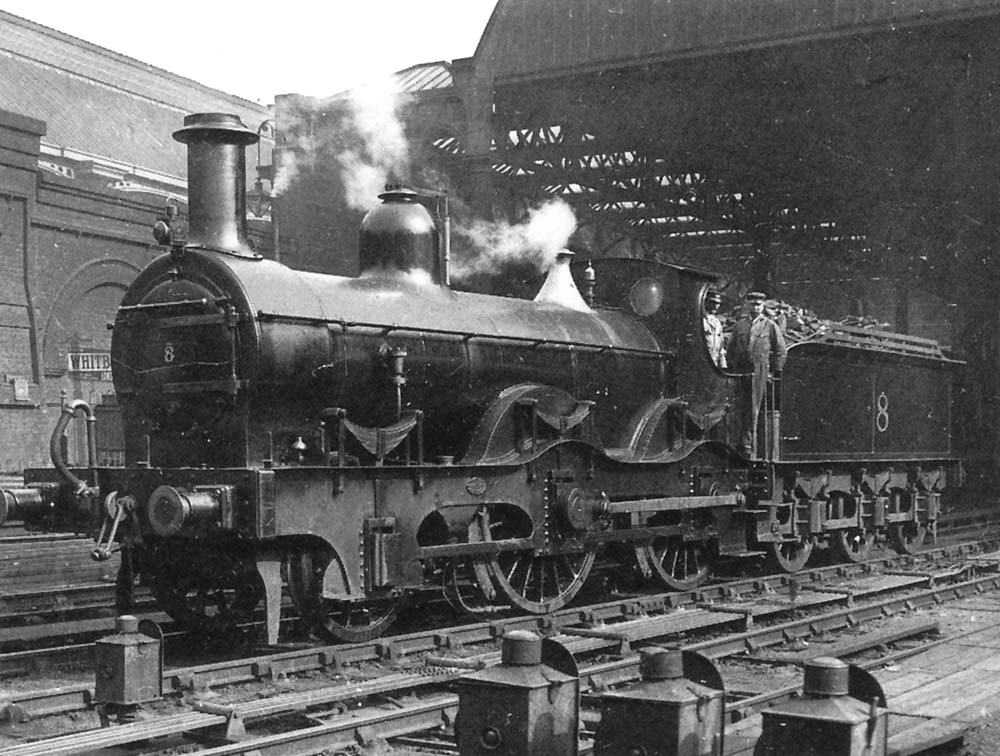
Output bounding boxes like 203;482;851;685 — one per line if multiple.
337;79;409;210
270;79;410;211
271;138;305;197
451;199;578;280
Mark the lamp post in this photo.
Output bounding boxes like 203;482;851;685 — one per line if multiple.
247;119;278;261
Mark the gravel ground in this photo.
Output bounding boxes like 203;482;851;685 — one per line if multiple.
955;716;1000;756
6;566;1000;756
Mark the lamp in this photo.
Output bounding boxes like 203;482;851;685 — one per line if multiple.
248;120;274;218
247;176;271;219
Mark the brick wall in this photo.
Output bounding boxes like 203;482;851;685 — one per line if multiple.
0;108;165;473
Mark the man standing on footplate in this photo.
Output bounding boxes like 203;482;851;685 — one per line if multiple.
727;291;787;457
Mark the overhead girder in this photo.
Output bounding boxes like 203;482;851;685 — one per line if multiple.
494;135;844;197
411;7;1000;311
495;132;672;172
486;121;855;263
499;174;698;209
501;162;706;199
430;134;464;156
499;158;850;238
479;32;913;260
496;154;705;188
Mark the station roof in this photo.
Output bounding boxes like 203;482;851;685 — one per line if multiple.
482;0;1000;83
0;10;270;183
392;63;454;93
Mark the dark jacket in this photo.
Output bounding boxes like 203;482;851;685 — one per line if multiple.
728;314;787;373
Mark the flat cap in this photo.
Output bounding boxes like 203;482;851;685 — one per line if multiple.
745;291;766;302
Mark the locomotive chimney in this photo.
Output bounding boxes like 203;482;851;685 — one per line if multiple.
534;250;591;312
173;113;259;255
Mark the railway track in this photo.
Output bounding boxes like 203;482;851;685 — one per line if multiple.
3;571;992;755
0;536;115;587
0;521;993;656
0;534;988;662
1;501;995;645
1;539;998;755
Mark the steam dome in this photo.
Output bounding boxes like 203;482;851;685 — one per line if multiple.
359;187;440;282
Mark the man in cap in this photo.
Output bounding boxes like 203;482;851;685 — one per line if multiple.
728;291;787;456
703;288;727;368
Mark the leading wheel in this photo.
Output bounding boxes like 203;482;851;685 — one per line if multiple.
637;538;712;590
890;522;927;554
487;548;596;613
149;555;263;634
286;549;401;643
310;599;400;644
768;538;814;573
833;528;875;563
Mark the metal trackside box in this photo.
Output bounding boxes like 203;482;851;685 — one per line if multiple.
456;631;579;756
594;647;725;756
94;615;163;705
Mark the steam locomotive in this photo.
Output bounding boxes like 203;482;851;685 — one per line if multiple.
2;113;963;644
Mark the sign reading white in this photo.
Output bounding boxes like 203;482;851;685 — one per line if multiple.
68;352;111;372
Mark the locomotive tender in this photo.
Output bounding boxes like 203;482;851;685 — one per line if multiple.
5;114;962;644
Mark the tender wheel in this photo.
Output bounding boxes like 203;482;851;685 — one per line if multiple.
487;548;595;613
638;538;712;590
286;548;401;643
768;538;814;573
148;550;263;634
890;522;927;554
833;528;875;563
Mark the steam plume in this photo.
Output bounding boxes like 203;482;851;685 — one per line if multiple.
337;79;409;209
451;199;578;280
271;79;410;211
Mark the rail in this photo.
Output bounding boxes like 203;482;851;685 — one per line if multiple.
4;558;995;756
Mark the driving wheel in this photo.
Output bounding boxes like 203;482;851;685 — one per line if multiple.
487;547;596;613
